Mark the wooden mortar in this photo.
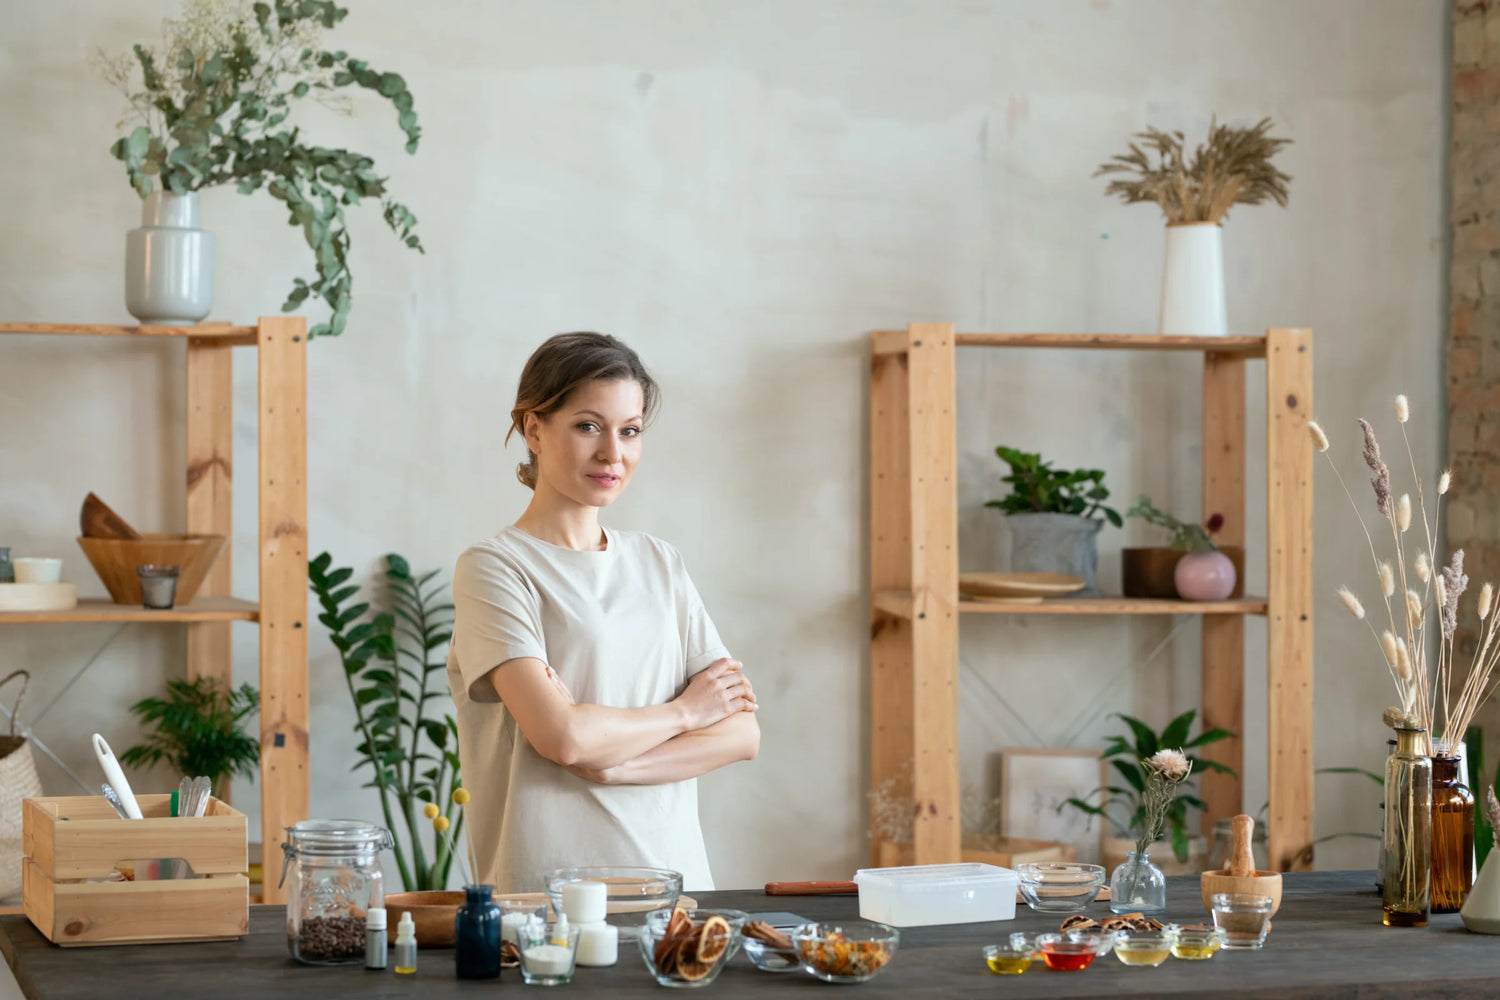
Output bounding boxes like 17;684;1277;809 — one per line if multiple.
1200;814;1282;916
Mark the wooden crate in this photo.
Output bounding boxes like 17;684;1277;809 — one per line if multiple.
23;794;248;947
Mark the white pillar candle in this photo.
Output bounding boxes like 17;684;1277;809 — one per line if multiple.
561;880;608;924
575;922;618;967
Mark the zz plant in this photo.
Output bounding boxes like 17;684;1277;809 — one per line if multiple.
101;0;423;337
310;552;462;891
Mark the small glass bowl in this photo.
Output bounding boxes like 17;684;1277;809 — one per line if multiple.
1014;862;1107;913
543;865;682;939
742;935;800;973
1169;924;1226;960
637;907;746;988
1113;930;1178;967
1033;931;1117;971
983;943;1034;974
515;920;581;986
792;921;900;984
1210;892;1274;950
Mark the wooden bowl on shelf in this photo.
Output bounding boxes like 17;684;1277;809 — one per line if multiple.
76;534;225;605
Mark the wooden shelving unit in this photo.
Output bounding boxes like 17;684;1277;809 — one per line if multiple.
0;319;308;904
869;323;1314;873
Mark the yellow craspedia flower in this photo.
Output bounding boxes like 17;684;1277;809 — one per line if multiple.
433;816;450;833
423;803;439;819
452;788;470;805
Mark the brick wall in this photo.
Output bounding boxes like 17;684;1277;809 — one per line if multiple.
1452;3;1500;732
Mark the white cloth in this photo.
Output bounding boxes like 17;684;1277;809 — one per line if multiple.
447;525;728;892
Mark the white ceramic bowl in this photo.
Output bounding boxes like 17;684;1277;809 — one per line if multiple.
13;558;63;584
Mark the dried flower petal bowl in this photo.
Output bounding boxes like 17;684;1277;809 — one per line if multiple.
792;921;900;983
1014;862;1107;913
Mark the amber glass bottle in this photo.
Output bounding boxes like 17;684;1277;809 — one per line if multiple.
1430;755;1474;913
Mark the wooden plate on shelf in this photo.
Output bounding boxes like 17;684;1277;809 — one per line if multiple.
958;573;1085;602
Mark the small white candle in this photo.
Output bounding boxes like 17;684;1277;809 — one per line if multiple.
575;922;618;967
561;880;608;924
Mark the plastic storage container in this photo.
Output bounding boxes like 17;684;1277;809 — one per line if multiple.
853;863;1018;927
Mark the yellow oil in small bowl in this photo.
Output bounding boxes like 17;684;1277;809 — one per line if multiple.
985;952;1033;974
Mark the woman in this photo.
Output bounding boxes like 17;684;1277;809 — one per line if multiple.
447;331;759;892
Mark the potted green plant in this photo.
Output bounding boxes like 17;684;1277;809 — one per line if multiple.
120;677;260;798
1063;710;1234;875
985;446;1122;596
1123;495;1242;601
309;552;463;891
98;0;422;334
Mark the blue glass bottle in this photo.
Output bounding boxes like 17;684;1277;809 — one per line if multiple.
455;884;502;979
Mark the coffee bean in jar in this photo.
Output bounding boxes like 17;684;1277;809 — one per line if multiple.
294;915;367;963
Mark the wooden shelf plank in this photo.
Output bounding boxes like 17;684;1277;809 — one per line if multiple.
874;590;1267;617
0;322;256;340
873;331;1266;355
0;597;259;624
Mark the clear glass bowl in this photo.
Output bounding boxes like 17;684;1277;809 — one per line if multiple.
1168;924;1226;960
742;935;800;973
637;907;747;988
1113;929;1177;967
983;943;1034;974
792;921;900;984
1034;930;1118;971
1014;862;1107;913
542;865;682;938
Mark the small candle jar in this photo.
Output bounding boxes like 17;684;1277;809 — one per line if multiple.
1210;892;1273;950
516;920;581;986
137;564;180;609
575;921;618;967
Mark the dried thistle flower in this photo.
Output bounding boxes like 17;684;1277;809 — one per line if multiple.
1358;419;1392;516
1398;495;1412;533
1382;706;1413;730
1481;582;1494;622
1439;469;1451;496
1337;586;1366;620
1146;748;1192;781
1416;552;1432;583
1379;562;1396;597
1394;395;1409;423
1308;420;1330;453
1441;551;1469;641
1095;117;1292;224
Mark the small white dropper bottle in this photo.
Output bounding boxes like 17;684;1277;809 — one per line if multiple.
393;911;417;974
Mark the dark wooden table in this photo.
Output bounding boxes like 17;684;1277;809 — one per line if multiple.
2;872;1498;998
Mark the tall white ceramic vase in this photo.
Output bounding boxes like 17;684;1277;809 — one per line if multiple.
1461;849;1500;933
125;190;214;324
1157;221;1227;337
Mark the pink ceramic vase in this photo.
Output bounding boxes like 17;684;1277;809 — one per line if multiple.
1174;550;1236;601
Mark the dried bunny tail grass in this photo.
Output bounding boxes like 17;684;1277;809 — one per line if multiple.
1436;574;1448;611
1308;420;1330;452
1416;552;1432;583
1358;419;1392;516
1398;495;1412;533
1439;469;1451;496
1337;586;1366;620
1406;589;1424;625
1395;394;1409;423
1481;582;1494;621
1396;637;1413;680
1382;630;1400;666
1379;562;1396;597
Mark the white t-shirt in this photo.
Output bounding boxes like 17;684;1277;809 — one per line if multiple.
447;525;729;892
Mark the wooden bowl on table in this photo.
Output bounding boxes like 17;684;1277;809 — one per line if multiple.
76;533;225;605
384;890;465;947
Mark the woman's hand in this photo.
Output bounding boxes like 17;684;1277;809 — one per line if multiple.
674;658;757;731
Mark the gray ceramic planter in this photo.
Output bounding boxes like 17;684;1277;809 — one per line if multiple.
1006;512;1103;596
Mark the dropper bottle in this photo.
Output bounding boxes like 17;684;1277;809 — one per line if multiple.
394;911;418;974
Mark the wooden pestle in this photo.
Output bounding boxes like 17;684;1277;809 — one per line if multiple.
1227;814;1256;877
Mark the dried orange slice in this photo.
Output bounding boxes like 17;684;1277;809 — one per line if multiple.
676;937;712;981
695;915;731;964
667;907;693;937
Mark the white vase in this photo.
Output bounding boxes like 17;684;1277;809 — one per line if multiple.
1157;222;1227;337
125;190;214;324
1461;850;1500;933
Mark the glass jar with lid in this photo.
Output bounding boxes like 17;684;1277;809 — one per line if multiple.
282;819;394;965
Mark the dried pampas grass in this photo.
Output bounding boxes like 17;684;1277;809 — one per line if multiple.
1095;117;1292;224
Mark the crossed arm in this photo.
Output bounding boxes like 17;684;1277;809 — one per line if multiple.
487;656;760;785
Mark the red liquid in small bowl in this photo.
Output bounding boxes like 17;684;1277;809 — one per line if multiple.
1040;945;1097;971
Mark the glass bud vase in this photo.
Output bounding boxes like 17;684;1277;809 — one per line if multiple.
1109;851;1167;915
1382;727;1433;927
455;884;502;979
1431;754;1475;914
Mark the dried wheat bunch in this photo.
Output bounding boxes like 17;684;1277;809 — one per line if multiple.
1095;117;1292;224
